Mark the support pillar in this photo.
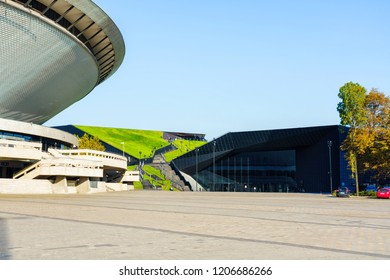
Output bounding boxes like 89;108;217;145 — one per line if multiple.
52;176;68;194
77;177;91;194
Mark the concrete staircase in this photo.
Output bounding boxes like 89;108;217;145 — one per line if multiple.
150;154;190;191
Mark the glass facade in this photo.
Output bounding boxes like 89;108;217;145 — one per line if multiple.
173;125;351;193
195;150;297;192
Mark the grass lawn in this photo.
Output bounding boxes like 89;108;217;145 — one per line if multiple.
133;181;143;190
76;125;170;159
164;139;206;162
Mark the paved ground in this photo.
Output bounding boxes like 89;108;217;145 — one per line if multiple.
0;191;389;260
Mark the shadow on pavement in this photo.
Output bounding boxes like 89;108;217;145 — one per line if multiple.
0;218;11;260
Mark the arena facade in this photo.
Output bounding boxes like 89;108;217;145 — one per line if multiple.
172;125;356;194
0;0;138;194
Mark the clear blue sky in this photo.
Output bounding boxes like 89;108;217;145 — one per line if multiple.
45;0;390;141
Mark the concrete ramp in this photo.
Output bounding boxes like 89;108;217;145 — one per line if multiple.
13;157;103;179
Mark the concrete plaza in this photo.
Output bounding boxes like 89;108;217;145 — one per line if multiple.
0;191;389;260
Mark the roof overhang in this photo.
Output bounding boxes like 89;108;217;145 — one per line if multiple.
7;0;125;84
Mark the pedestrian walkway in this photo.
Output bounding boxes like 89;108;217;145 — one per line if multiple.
0;191;389;259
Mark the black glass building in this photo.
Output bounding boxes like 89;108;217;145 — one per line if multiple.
172;125;354;193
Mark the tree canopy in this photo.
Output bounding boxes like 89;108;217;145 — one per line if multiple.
337;82;367;194
338;82;390;189
360;89;390;183
337;82;367;128
77;133;106;151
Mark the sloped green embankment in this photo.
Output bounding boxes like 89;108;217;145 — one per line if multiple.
75;125;168;159
75;125;207;190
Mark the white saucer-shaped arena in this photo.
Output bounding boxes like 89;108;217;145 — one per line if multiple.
0;0;125;124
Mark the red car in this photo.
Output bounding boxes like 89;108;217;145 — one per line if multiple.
377;188;390;199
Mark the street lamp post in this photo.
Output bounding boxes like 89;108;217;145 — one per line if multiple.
213;140;216;192
195;148;199;192
327;140;333;194
121;142;125;157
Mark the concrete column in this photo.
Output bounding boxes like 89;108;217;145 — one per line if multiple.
52;176;68;194
77;177;91;194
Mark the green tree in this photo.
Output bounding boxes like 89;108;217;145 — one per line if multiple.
365;89;390;132
360;89;390;183
364;130;390;182
337;82;367;195
77;133;106;151
337;82;367;128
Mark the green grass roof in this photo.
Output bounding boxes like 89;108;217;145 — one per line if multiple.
76;125;169;159
75;125;207;161
164;139;206;162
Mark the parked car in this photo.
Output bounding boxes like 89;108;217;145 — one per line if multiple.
377;188;390;199
336;187;350;197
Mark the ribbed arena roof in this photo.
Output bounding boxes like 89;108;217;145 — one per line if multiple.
8;0;125;83
0;0;125;123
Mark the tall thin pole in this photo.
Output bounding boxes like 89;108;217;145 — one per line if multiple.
241;157;243;189
221;159;223;191
234;157;236;191
213;140;216;192
195;148;199;192
247;157;250;191
227;157;230;192
327;140;333;194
